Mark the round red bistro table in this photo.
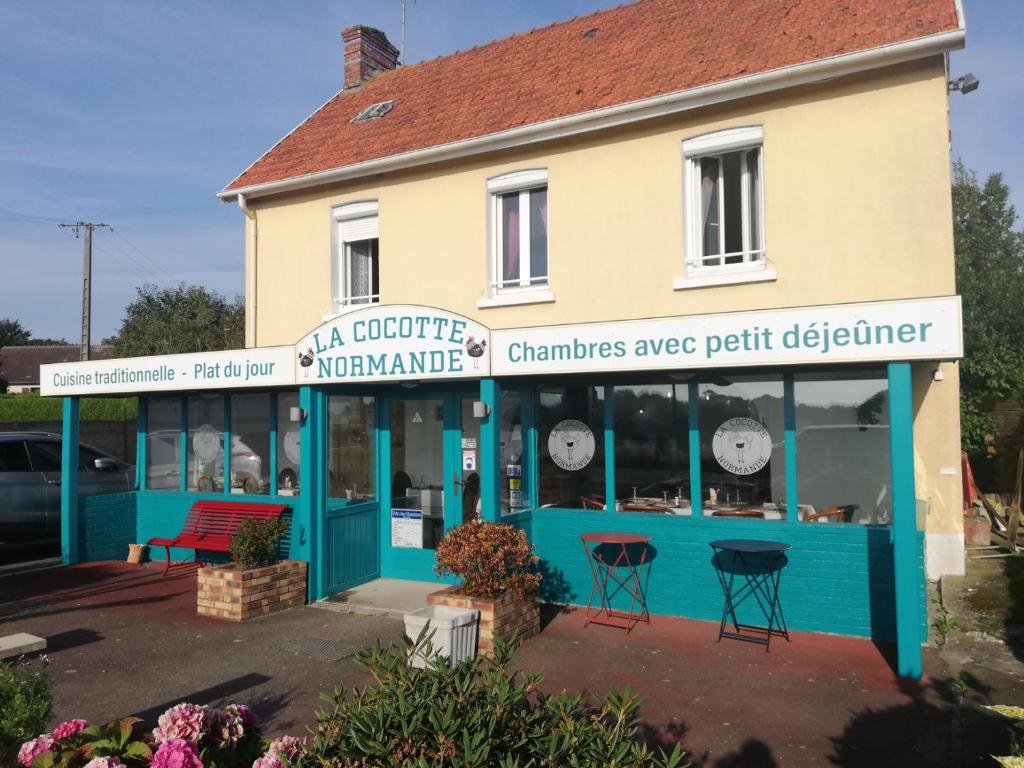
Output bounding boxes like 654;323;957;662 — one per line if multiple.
580;532;652;633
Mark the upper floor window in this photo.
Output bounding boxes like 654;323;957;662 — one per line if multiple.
684;127;764;274
333;201;379;309
488;170;548;295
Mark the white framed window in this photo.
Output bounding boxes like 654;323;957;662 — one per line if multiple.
680;127;770;287
333;201;379;309
486;169;550;300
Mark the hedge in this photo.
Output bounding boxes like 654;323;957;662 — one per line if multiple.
0;393;137;422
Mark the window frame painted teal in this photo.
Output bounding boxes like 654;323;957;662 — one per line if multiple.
516;366;894;525
137;390;304;501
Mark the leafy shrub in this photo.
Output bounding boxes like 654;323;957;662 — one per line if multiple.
0;393;137;422
0;662;51;766
0;663;50;765
434;521;540;599
987;705;1024;767
229;518;289;569
298;630;686;767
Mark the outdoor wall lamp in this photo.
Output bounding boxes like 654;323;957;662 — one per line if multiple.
947;73;980;94
289;406;307;423
472;401;491;419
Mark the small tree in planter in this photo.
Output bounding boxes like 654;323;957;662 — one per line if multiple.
197;518;306;622
431;521;542;655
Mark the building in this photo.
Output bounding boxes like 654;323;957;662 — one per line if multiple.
41;0;967;679
1;346;113;393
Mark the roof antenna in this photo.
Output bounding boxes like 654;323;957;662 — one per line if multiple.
399;0;415;66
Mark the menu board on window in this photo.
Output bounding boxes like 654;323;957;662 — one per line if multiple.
390;508;423;548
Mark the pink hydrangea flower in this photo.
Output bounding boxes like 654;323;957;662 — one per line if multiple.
267;735;303;761
252;756;284;768
51;719;88;742
231;703;258;729
17;734;53;767
152;703;209;745
208;706;245;748
83;758;125;768
150;739;203;768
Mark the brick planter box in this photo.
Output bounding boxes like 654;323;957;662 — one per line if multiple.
427;587;539;656
197;560;307;622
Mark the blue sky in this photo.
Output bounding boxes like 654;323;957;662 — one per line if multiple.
0;0;1019;342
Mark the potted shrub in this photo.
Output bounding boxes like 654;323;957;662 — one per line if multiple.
196;518;306;622
428;521;541;656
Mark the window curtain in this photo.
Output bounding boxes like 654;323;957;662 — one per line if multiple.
503;198;520;283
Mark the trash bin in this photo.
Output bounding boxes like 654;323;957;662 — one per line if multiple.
404;604;479;668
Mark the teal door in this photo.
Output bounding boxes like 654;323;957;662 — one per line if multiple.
380;390;478;582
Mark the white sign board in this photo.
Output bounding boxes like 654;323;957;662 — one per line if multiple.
491;296;962;376
40;346;296;397
390;508;423;549
296;304;490;384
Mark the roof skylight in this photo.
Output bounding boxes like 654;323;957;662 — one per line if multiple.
351;100;395;124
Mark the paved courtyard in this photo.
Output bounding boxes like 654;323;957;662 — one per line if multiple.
1;561;1022;766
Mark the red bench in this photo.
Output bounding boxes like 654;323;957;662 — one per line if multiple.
148;500;289;575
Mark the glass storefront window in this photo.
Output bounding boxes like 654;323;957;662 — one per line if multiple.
795;371;890;525
187;394;224;492
328;396;376;501
538;385;605;509
698;375;785;520
276;392;301;496
390;399;445;549
230;394;270;495
614;384;690;514
499;392;526;515
146;396;181;490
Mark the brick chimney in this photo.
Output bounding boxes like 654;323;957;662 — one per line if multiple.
342;26;400;90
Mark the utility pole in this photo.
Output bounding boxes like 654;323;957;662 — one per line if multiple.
59;222;110;361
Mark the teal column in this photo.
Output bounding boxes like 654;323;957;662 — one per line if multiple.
179;396;188;493
604;386;614;510
523;390;538;509
688;381;701;516
784;374;799;522
479;378;501;522
136;396;148;491
888;362;922;679
269;393;278;496
223;395;232;494
61;397;80;565
298;386;326;600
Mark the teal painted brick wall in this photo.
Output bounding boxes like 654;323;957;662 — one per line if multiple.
78;492;137;563
530;509;925;640
136;492;301;563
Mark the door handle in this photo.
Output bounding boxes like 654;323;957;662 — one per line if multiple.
453;473;462;496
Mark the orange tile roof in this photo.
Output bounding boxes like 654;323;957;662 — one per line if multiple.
224;0;960;194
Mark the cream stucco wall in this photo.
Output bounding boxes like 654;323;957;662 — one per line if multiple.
245;57;955;344
241;56;962;552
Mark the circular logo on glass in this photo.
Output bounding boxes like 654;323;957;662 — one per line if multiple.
712;417;772;475
192;424;222;464
548;419;596;471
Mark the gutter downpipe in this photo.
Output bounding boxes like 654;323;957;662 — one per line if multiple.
238;194;257;348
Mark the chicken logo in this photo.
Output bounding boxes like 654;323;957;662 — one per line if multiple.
298;347;315;378
712;417;772;475
465;336;487;369
547;419;596;471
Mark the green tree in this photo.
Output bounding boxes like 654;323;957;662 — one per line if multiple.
953;161;1024;455
105;284;245;357
0;318;31;347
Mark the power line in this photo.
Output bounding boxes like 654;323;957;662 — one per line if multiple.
109;228;178;284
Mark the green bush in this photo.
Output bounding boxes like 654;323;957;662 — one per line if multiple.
0;393;137;422
298;631;686;768
229;517;289;569
0;662;52;766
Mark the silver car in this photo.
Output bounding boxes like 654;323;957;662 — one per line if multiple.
0;432;134;543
